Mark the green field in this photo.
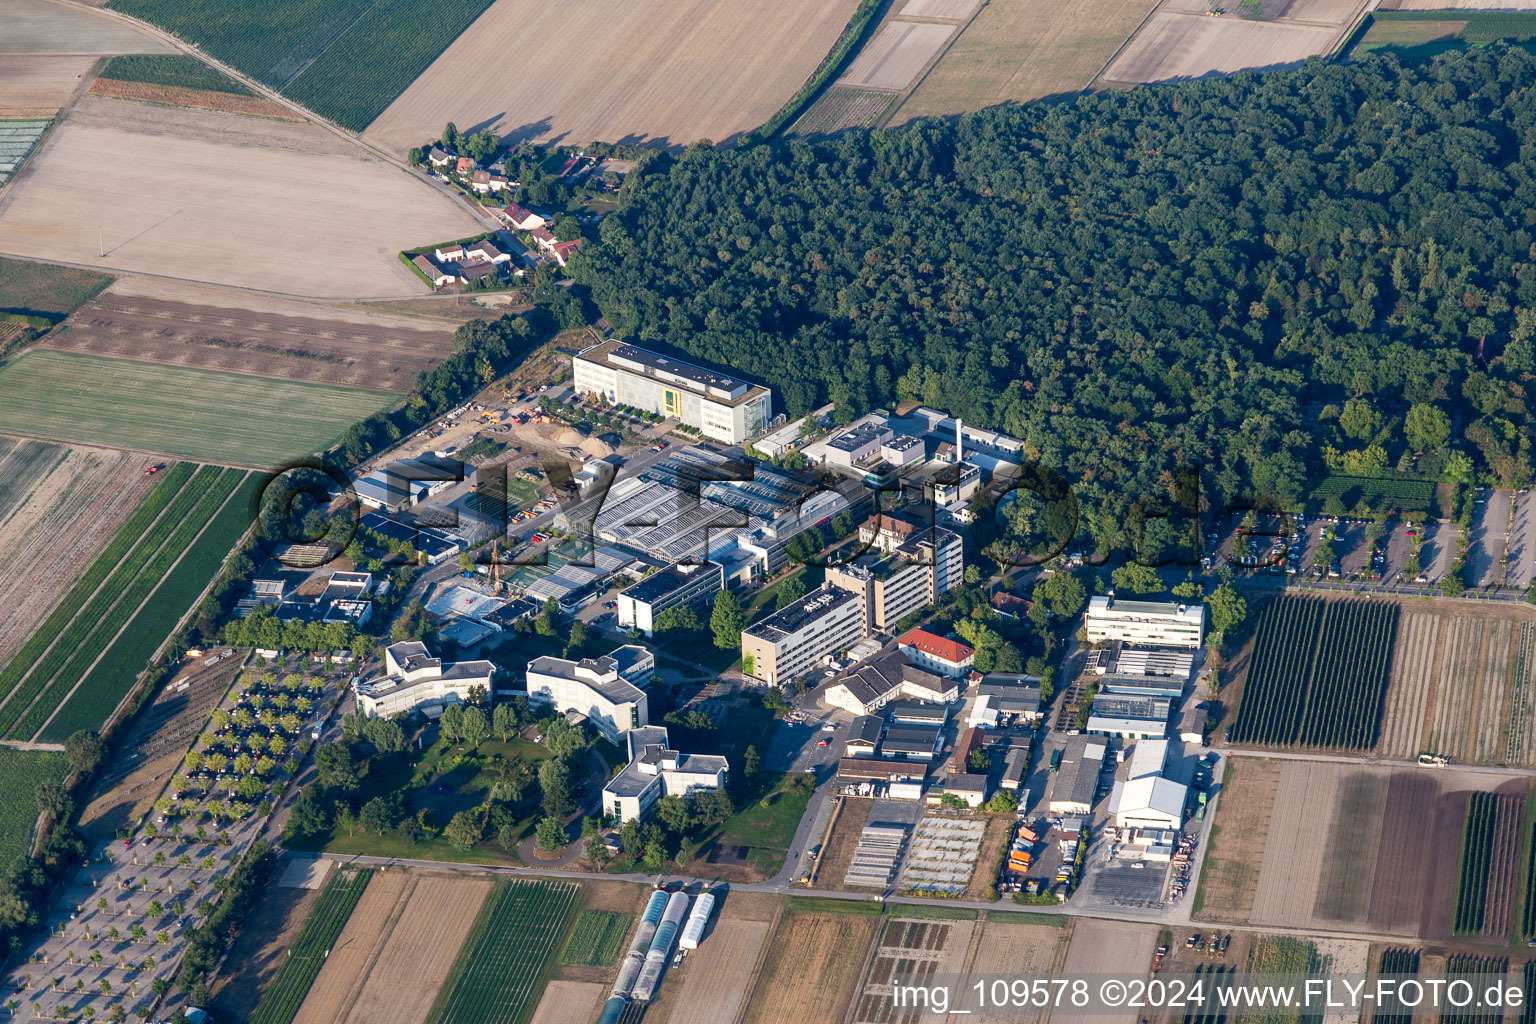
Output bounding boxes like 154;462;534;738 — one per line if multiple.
1353;11;1536;58
429;878;579;1024
0;351;393;466
99;54;254;94
557;910;632;968
0;256;112;322
0;747;69;868
250;869;373;1024
109;0;494;130
39;471;262;742
1309;474;1434;516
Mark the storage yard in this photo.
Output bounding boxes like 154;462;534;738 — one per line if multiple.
362;0;863;154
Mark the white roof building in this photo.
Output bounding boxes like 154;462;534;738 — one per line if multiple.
1126;739;1169;781
602;725;728;825
1109;775;1187;830
1085;596;1205;649
525;645;654;743
354;641;494;718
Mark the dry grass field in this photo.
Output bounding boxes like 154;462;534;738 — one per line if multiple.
1194;756;1282;921
88;78;301;119
46;289;458;392
0;441;158;664
6;0;167;55
0;99;479;298
340;874;493;1024
1100;13;1340;83
291;870;413;1024
900;0;980;18
1377;606;1536;766
1250;760;1340;928
363;0;862;153
957;915;1068;1021
528;981;606;1024
1050;918;1157;1024
649;894;780;1024
741;906;881;1024
838;21;957;91
0;55;96;117
894;0;1161;122
1312;769;1389;925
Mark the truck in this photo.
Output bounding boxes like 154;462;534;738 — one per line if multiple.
1050;749;1063;773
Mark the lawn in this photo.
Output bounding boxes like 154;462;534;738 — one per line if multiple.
0;747;68;867
0;350;395;467
0;255;112;322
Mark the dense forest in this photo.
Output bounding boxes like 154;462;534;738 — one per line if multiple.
576;48;1536;549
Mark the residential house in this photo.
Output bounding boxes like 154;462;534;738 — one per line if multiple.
470;169;492;193
428;147;452;168
896;628;974;679
435;243;466;263
412;255;458;288
549;239;583;267
465;239;511;264
455;156;476;176
499;202;546;231
460;262;502;285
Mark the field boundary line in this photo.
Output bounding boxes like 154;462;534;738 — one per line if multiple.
1085;0;1167;89
0;443;70;537
876;0;987;129
840;906;888;1024
0;426;269;471
0;466;197;719
28;470;248;740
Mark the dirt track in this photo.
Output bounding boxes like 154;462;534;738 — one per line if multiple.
47;293;457;391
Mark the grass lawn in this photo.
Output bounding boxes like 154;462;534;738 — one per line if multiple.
0;747;68;867
0;350;395;467
0;256;112;321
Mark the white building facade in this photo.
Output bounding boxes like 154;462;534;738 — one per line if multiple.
525;645;654;743
354;641;495;718
573;340;772;444
1084;596;1205;649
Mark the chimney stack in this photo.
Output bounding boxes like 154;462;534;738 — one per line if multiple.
955;417;963;463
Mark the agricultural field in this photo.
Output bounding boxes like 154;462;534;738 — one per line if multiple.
0;747;69;867
1310;473;1435;516
341;874;494;1024
0;441;159;664
0;60;92;120
837;20;956;91
0;351;393;466
363;0;863;154
789;86;900;136
741;902;882;1024
1197;755;1528;940
0;254;113;320
853;914;977;1024
251;870;374;1024
1050;918;1157;1024
557;910;631;967
91;54;301;119
954;915;1068;1023
1353;10;1536;57
893;0;1161;123
527;983;605;1024
1375;948;1421;1024
1451;792;1524;939
46;290;458;392
289;869;411;1024
1100;12;1343;83
99;54;254;94
0;98;481;297
0;465;263;743
648;892;779;1024
1229;596;1398;749
1376;606;1536;766
7;0;168;55
428;878;579;1024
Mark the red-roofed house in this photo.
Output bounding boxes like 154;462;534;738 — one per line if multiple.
897;628;974;679
989;591;1032;621
455;156;476;176
529;225;556;248
498;203;545;231
470;169;492;193
549;238;584;267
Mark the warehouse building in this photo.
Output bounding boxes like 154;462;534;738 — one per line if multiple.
1084;596;1205;649
845;715;885;757
525;644;654;743
740;585;863;687
973;675;1044;725
821;651;958;716
354;641;495;718
573;340;772;444
1096;673;1185;700
880;723;944;760
616;562;725;636
1086;694;1173;740
1096;643;1196;679
1109;775;1187;831
1049;736;1106;815
886;700;950;726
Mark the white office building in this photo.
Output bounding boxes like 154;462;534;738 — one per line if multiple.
616;562;724;636
525;644;655;743
1084;596;1205;649
573;340;772;444
740;585;863;687
354;641;495;718
602;725;729;824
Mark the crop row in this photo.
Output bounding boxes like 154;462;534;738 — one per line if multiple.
557;910;633;968
1374;947;1419;1024
0;463;200;736
1442;955;1508;1024
7;468;242;740
280;0;495;130
0;747;68;868
431;878;579;1024
249;868;373;1024
1524;963;1536;1024
1453;793;1498;935
1228;597;1397;749
40;472;262;743
1522;818;1536;941
1310;474;1434;513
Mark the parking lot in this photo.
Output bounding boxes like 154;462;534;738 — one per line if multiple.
1510;491;1536;587
1468;488;1512;586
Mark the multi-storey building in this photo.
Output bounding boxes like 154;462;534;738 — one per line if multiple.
616;562;724;636
1084;596;1205;649
602;725;729;824
524;644;654;743
354;641;495;718
826;520;963;633
739;585;863;687
572;340;772;444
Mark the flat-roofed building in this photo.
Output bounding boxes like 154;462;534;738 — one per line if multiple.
1097;673;1185;700
1126;738;1169;781
1049;735;1105;815
823;420;894;468
740;585;863;687
837;756;926;782
822;652;958;716
974;675;1043;723
1104;643;1196;679
1086;693;1172;740
880;723;943;760
602;725;728;824
826;522;963;634
886;700;950;725
525;644;654;743
354;641;494;718
881;434;925;467
1000;745;1029;790
1085;596;1205;649
573;340;771;443
616;562;724;636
